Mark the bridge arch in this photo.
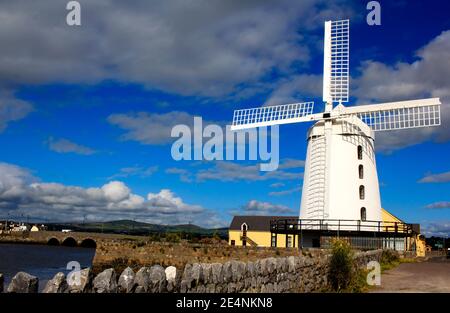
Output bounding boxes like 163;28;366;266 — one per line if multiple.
80;238;97;248
62;237;78;247
47;237;60;246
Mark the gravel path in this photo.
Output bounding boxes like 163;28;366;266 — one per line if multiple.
370;257;450;293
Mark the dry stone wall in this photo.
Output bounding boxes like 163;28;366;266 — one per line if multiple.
1;249;383;293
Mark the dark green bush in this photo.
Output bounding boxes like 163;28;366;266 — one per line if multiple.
328;239;354;291
381;249;399;264
380;249;400;271
165;232;181;243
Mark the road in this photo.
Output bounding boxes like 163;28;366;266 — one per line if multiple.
371;257;450;293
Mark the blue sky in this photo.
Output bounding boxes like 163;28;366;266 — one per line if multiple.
0;0;449;235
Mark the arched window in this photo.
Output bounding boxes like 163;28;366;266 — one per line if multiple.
241;223;248;247
359;185;365;200
359;165;364;179
360;207;367;221
357;145;363;160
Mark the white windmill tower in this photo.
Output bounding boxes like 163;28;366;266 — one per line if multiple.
231;19;441;230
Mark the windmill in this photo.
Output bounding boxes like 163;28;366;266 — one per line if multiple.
230;19;441;230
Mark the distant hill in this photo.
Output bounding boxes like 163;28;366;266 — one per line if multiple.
47;219;228;238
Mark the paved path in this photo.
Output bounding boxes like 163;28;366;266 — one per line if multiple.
371;257;450;293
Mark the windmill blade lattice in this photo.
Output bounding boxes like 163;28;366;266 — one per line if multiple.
342;98;441;131
231;101;315;130
323;19;349;105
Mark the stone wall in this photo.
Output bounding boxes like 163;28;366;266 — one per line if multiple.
1;249;384;293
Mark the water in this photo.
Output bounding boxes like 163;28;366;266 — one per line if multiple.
0;243;95;291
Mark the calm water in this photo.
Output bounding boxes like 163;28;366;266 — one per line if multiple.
0;243;95;291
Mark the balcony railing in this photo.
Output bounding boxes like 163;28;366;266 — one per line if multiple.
270;218;413;235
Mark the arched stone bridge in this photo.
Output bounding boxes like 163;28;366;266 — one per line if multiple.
28;231;142;248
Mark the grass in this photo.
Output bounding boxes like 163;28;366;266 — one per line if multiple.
379;249;417;272
381;257;417;271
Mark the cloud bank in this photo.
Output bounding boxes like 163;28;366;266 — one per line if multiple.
0;162;223;227
353;30;450;152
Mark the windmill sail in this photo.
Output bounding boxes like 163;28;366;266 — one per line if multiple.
323;19;349;107
231;101;317;130
342;98;441;131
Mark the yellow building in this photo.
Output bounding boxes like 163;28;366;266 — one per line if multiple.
229;216;298;248
229;209;426;256
380;209;425;256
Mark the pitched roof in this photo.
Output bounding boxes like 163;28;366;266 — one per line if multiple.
381;208;404;223
229;215;297;231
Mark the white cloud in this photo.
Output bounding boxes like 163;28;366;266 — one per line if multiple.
269;186;302;197
0;91;33;132
108;166;158;179
353;30;450;152
165;168;192;183
277;158;305;169
238;200;295;215
418;171;450;183
425;202;450;209
196;160;303;182
264;74;323;106
147;189;203;214
47;137;96;155
0;161;221;226
167;159;304;183
421;221;450;237
101;181;131;202
108;111;222;146
108;111;199;145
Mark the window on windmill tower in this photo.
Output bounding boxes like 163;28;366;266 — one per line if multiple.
360;207;367;221
359;165;364;179
359;185;365;200
357;145;363;160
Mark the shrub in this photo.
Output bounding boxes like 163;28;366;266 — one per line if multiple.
380;249;400;271
148;233;161;242
328;239;354;291
381;249;399;264
165;233;181;243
